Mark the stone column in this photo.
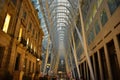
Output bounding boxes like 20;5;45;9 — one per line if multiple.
26;58;29;75
8;39;17;74
19;53;25;71
1;46;8;68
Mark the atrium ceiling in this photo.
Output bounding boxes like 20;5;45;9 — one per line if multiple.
31;0;80;73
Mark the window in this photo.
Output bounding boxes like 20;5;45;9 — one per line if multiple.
90;29;95;41
108;0;120;14
2;13;11;33
27;38;29;45
87;29;95;45
95;21;100;35
31;43;33;49
87;35;91;45
15;54;20;70
101;10;108;26
18;28;22;41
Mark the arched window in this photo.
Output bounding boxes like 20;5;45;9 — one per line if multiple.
100;10;108;26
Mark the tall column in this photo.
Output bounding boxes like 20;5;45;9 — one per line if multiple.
83;62;86;79
69;54;75;79
43;37;50;75
113;36;120;67
78;0;95;80
93;55;97;80
104;44;113;80
97;50;104;80
86;61;89;80
65;54;69;75
71;32;81;79
26;58;29;75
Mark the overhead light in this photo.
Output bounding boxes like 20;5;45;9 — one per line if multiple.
47;63;50;66
37;58;40;61
58;71;62;74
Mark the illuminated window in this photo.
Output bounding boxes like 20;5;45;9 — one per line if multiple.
18;28;22;41
31;43;32;49
34;47;36;52
27;38;29;45
2;13;11;33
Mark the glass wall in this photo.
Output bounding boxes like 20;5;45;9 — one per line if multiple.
108;0;120;14
100;10;108;26
95;21;100;35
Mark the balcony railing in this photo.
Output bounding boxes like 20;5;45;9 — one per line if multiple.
27;46;38;57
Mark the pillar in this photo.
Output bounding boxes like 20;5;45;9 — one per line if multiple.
97;50;104;80
113;36;120;67
104;44;113;80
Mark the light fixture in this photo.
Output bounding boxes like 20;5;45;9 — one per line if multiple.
37;58;40;61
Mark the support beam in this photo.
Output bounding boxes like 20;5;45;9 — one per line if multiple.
78;0;95;80
70;30;81;79
43;37;50;75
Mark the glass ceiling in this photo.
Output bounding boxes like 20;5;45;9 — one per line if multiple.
31;0;79;74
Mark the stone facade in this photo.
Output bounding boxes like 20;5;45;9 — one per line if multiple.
0;0;44;80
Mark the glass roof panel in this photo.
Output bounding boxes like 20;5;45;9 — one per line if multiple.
31;0;81;76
